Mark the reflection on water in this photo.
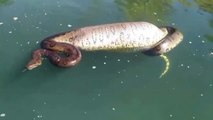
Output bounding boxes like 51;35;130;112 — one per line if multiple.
115;0;173;21
115;0;213;21
196;0;213;13
205;35;213;42
0;0;12;6
194;0;213;42
206;19;213;42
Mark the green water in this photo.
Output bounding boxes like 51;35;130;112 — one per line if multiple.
0;0;213;120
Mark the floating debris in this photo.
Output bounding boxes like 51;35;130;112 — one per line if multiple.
112;107;116;111
0;22;3;25
67;24;72;28
0;113;6;117
56;1;61;7
13;16;18;21
92;66;96;69
24;13;28;18
120;81;124;84
37;115;43;118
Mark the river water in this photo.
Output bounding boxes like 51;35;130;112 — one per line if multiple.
0;0;213;120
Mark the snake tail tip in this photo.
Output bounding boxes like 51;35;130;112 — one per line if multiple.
159;73;166;79
159;54;170;79
22;68;28;72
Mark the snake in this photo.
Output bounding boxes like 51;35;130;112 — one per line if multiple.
26;22;183;76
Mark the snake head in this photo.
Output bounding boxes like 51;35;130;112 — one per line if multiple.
26;49;45;70
26;58;42;70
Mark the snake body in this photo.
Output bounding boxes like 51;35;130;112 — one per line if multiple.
27;42;82;70
26;22;183;71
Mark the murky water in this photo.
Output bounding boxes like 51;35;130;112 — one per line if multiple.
0;0;213;120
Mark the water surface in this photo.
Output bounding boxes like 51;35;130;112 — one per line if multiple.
0;0;213;120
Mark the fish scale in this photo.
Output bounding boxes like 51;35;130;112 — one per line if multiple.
51;22;168;51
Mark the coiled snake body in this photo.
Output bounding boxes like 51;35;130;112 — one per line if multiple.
26;22;183;76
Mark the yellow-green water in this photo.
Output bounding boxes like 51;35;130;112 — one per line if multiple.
0;0;213;120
